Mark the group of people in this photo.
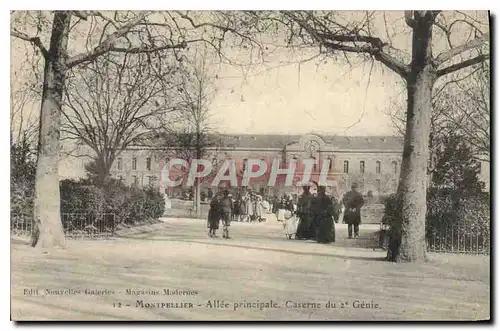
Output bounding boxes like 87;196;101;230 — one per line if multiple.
207;190;233;239
206;182;365;242
232;190;267;223
207;189;269;239
289;182;365;243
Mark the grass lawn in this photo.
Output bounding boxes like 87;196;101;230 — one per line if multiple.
11;216;490;321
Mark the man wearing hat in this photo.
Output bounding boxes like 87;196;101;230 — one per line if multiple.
220;190;233;239
342;183;365;239
296;183;314;239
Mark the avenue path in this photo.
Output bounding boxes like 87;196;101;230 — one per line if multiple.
11;216;490;321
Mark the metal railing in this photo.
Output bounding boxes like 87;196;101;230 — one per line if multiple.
378;222;490;255
11;214;33;237
11;213;116;239
426;225;490;255
62;213;116;239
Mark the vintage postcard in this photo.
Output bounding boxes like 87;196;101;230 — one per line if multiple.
10;10;490;321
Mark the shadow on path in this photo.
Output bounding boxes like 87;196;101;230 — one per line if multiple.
117;233;387;263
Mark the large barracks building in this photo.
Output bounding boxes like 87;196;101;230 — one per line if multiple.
108;133;404;197
60;132;490;197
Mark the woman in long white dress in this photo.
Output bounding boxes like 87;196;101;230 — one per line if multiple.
282;196;297;239
245;193;254;222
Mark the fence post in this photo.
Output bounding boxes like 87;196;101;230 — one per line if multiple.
451;225;454;253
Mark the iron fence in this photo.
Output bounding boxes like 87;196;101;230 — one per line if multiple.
11;213;116;239
11;213;32;237
379;222;490;255
426;225;490;255
62;213;116;239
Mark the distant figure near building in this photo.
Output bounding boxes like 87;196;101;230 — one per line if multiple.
331;195;341;224
342;183;365;239
164;195;172;210
220;190;233;239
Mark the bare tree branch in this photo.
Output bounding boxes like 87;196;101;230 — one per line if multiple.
63;51;180;183
67;12;153;68
435;33;489;64
436;54;488;77
404;11;416;28
10;30;48;58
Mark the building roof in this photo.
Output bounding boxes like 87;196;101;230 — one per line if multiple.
137;132;403;151
217;134;403;151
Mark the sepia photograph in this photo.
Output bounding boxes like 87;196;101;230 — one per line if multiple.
9;8;491;321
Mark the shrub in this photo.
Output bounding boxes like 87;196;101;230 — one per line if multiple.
381;188;490;253
60;179;165;226
60;179;104;214
10;142;36;233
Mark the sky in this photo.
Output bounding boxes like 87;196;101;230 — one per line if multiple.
209;54;404;136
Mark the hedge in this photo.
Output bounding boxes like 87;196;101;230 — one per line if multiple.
60;179;165;225
381;188;490;253
11;178;165;235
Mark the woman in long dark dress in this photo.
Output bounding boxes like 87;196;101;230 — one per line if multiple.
313;187;336;243
232;197;241;221
207;195;221;237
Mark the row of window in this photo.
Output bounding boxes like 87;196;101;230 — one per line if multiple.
350;178;398;191
117;156;398;175
123;175;157;186
343;160;398;175
245;158;398;175
117;157;152;171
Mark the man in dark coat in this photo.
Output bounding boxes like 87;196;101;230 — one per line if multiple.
220;190;233;239
207;194;221;237
296;184;314;240
342;183;364;239
312;186;335;243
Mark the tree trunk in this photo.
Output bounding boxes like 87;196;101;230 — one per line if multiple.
193;130;202;218
31;12;72;249
387;12;436;262
194;179;201;218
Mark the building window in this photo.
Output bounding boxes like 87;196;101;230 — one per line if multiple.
392;179;398;192
117;158;123;171
243;158;248;171
146;157;152;171
148;176;155;186
343;161;349;174
132;175;138;186
360;161;365;174
312;156;317;172
328;157;333;171
376;161;381;175
132;157;137;170
392;161;398;174
375;179;381;193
